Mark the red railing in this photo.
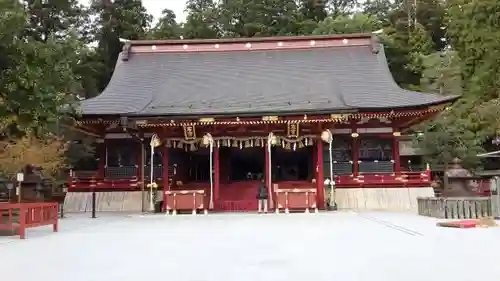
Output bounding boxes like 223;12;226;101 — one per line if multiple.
334;169;431;188
0;202;59;239
69;167;432;191
68;176;139;191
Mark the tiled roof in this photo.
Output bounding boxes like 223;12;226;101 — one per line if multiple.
79;35;458;117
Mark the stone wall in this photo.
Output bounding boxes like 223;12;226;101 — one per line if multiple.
336;187;434;212
64;191;162;213
64;188;434;213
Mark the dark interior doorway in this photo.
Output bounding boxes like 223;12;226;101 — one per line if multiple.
272;147;313;181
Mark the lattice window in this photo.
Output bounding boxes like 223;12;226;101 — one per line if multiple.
358;137;392;161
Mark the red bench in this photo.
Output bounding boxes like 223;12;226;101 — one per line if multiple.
0;202;59;239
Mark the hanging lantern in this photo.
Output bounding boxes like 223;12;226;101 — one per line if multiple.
321;129;333;143
270;135;278;145
202;134;212;146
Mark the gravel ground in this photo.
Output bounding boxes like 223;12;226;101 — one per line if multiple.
1;211;500;281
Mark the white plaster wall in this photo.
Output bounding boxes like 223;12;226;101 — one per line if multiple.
336;187;435;212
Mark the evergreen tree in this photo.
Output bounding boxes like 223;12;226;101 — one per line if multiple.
182;0;220;39
149;9;181;39
218;0;300;37
415;0;500;168
90;0;152;92
313;12;381;35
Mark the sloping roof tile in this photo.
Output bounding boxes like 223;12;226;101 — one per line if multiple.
79;36;458;117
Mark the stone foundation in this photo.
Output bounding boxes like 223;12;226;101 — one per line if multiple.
65;188;434;213
335;187;434;212
64;191;162;213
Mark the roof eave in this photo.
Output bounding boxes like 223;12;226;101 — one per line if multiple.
78;97;459;120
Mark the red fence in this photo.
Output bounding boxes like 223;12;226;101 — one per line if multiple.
0;202;59;239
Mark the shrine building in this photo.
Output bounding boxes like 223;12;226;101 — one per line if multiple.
65;33;458;213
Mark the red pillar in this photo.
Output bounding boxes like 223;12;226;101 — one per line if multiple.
393;133;401;175
265;142;272;208
163;145;169;190
214;146;220;208
352;134;360;177
316;139;325;209
162;145;169;212
97;140;106;178
138;141;145;212
312;142;317;178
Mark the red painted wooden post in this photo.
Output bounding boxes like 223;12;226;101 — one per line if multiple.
352;134;360;177
19;204;26;239
316;139;325;209
162;145;169;212
312;142;317;179
214;146;220;208
138;141;145;212
392;133;401;175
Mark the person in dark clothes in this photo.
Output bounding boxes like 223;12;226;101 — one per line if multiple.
256;176;268;213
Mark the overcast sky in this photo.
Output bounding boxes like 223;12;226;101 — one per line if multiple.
79;0;188;23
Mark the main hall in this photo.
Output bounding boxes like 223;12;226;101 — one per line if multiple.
67;34;457;213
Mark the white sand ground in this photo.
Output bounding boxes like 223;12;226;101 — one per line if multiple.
1;211;500;281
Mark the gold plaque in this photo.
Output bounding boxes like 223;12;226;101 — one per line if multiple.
183;125;196;140
287;122;299;138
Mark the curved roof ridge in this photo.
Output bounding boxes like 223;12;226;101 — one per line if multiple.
128;33;374;46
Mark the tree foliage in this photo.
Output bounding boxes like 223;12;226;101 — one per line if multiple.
414;0;500;169
313;12;381;35
89;0;152;92
148;9;181;39
0;0;82;136
0;133;68;178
